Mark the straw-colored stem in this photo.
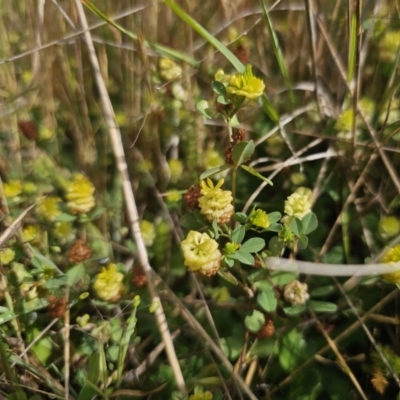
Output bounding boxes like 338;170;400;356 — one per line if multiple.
75;0;186;393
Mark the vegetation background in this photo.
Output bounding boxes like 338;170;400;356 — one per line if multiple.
1;0;400;399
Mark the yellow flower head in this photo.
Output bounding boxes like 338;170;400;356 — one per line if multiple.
66;173;96;214
159;58;182;81
181;231;221;276
249;209;270;229
379;216;400;240
198;178;234;224
166;190;182;203
381;245;400;284
379;30;400;62
189;390;213;400
22;225;41;244
53;221;74;239
335;109;354;132
3;180;22;199
284;280;309;305
0;248;15;265
93;263;125;302
140;220;156;247
168;159;184;183
284;187;312;220
37;197;62;221
227;65;265;99
214;69;232;85
204;148;224;170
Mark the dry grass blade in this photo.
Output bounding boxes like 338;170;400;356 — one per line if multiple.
73;0;186;393
333;277;400;388
0;202;38;248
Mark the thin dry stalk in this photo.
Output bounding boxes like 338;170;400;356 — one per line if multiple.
269;289;398;395
73;0;186;393
310;309;368;400
334;276;400;388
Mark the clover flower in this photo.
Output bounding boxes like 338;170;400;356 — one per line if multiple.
284;280;310;305
379;30;400;62
140;220;156;247
0;248;15;265
37;197;62;221
53;221;74;243
159;58;182;81
66;173;96;214
214;69;232;85
379;216;400;240
166;190;182;203
381;245;400;284
249;209;270;229
22;225;41;244
168;159;183;183
284;187;312;220
93;263;125;302
181;231;221;276
189;390;213;400
227;65;265;99
204;148;224;170
198;178;234;224
3;180;22;199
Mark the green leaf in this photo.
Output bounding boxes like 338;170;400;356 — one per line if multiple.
218;270;238;285
197;100;214;119
241;237;265;253
232;212;248;223
240;164;273;185
44;275;68;289
257;290;277;312
289;218;302;236
88;207;107;221
248;269;269;283
307;300;338;313
231;224;245;244
54;212;76;222
222;258;235;268
66;264;85;287
199;165;230;180
267;223;282;232
232;141;255;167
260;94;279;123
268;211;282;223
301;212;318;235
164;0;244;71
0;311;17;325
245;310;265;333
26;327;52;365
180;210;208;230
283;304;306;316
270;270;298;285
27;244;61;273
230;251;254;265
216;95;230;105
211;81;227;96
310;285;336;297
298;235;308;249
253;280;273;292
248;338;275;358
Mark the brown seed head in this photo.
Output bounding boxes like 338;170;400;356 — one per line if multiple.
184;184;202;210
132;265;147;287
69;239;92;263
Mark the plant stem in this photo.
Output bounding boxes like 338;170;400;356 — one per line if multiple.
227;118;233;141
